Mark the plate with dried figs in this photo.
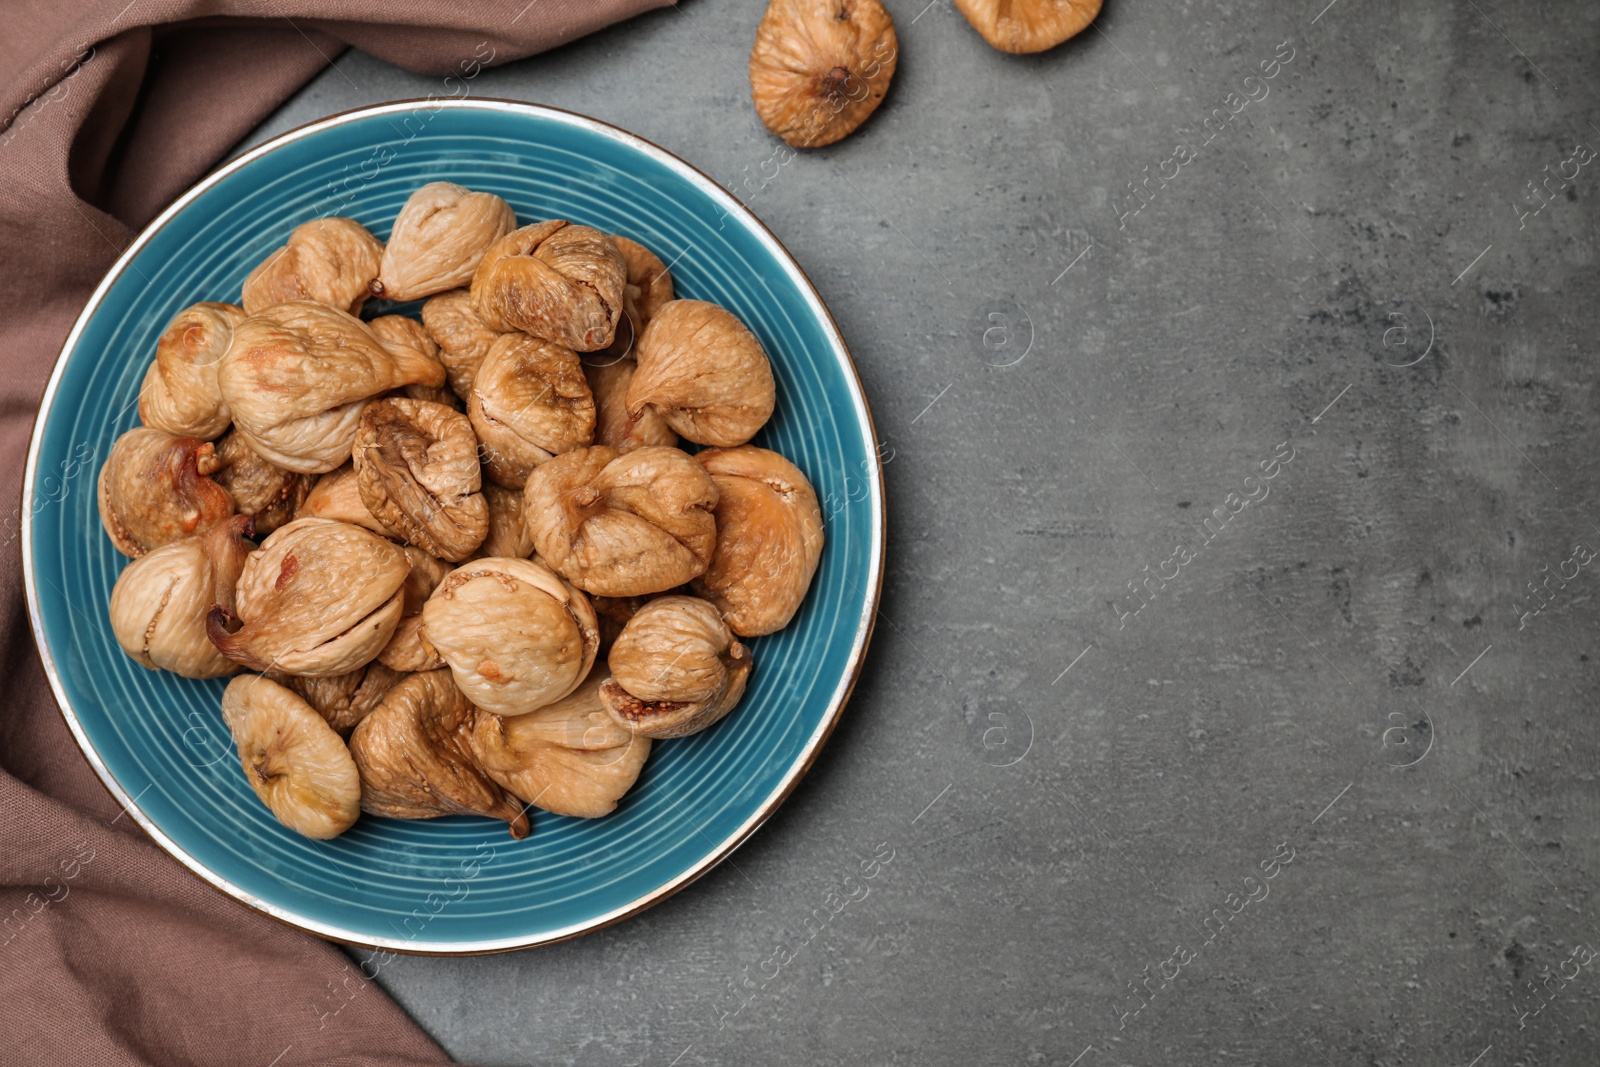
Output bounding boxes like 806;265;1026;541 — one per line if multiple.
23;100;883;953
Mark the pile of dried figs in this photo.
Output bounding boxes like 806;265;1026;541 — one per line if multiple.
101;182;825;841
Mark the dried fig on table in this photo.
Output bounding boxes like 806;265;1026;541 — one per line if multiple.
584;357;677;453
421;288;507;399
221;675;361;840
467;333;595;489
206;517;410;677
954;0;1101;54
367;315;456;408
692;446;824;635
523;445;719;597
629;300;776;447
749;0;899;148
421;557;599;716
211;430;313;536
348;669;531;838
352;398;488;561
599;595;753;739
241;217;383;316
376;546;452;673
137;302;246;439
475;485;533;560
373;182;518;302
218;300;444;473
295;463;394;537
98;427;234;557
276;660;406;736
109;515;254;678
610;235;675;328
471;220;627;352
469;669;651;819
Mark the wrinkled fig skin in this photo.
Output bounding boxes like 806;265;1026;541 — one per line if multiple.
584;357;677;453
592;594;651;652
610;235;675;328
296;463;395;536
468;333;596;489
374;183;518;302
207;517;410;677
469;670;652;819
276;660;406;736
524;446;719;597
377;546;452;672
475;484;534;560
421;288;507;400
241;217;384;316
367;315;457;408
218;301;445;474
109;515;255;678
137;302;246;438
211;430;313;536
222;675;362;840
98;427;235;558
600;597;753;739
629;300;776;448
749;0;899;148
422;557;600;716
953;0;1102;53
691;446;825;636
471;221;628;352
348;669;531;838
353;399;488;561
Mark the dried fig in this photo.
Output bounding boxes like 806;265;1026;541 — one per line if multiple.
109;515;254;678
421;288;507;399
470;220;627;352
373;182;518;302
368;315;456;408
218;300;444;473
954;0;1102;53
584;357;677;453
421;557;599;716
348;669;531;838
691;446;824;635
295;463;394;537
376;546;452;672
352;398;488;561
469;669;651;818
137;302;246;439
610;235;675;328
277;660;406;736
211;430;313;536
599;596;753;739
222;675;362;840
98;427;234;557
241;217;383;316
476;484;534;560
592;594;651;652
523;445;719;596
629;300;776;447
206;517;410;677
467;333;595;489
749;0;899;148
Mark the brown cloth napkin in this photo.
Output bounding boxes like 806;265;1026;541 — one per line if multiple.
0;2;670;1063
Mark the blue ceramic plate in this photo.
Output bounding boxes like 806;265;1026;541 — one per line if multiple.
23;100;883;954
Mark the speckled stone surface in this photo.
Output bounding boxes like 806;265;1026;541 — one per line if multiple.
240;2;1600;1063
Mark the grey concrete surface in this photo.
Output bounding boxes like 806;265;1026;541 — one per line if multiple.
241;1;1600;1063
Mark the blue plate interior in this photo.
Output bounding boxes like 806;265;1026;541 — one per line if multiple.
26;102;881;952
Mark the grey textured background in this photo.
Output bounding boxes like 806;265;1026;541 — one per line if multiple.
242;1;1600;1064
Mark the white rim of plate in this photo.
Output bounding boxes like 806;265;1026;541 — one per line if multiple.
21;98;886;955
